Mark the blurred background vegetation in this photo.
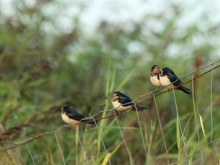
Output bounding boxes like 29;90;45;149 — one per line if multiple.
0;0;220;164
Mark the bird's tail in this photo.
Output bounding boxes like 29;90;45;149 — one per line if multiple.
177;85;191;95
81;118;98;125
88;121;97;124
131;104;147;111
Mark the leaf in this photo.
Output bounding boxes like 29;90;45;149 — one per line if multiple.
101;143;122;165
199;115;207;143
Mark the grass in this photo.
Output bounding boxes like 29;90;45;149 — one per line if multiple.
1;63;220;164
0;11;220;164
0;66;218;165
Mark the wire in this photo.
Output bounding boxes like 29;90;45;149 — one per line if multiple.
91;61;220;121
0;59;219;154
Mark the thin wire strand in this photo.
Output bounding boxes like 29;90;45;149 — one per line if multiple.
0;125;70;153
179;59;220;79
133;88;160;102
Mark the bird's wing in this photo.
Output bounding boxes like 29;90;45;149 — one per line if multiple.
119;96;133;106
165;67;175;74
80;117;96;124
131;104;147;111
167;72;183;87
65;110;85;121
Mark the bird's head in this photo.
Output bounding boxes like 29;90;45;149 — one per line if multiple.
151;64;161;75
113;91;121;101
61;105;70;113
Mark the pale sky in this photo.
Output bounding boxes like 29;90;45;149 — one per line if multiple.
1;0;219;33
0;0;220;58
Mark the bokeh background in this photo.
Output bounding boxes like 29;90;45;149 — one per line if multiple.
0;0;220;164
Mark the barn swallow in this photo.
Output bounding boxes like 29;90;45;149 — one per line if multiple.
61;106;96;125
149;64;162;87
159;67;191;94
112;91;146;112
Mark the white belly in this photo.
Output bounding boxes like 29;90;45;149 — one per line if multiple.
150;75;162;87
61;113;80;125
112;100;131;111
159;75;172;86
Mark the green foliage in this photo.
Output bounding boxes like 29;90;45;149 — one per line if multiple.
0;1;220;164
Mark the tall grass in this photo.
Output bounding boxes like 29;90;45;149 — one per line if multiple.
0;1;220;164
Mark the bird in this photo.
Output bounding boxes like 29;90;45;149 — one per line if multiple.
149;64;162;87
61;105;96;125
159;67;191;94
112;91;146;112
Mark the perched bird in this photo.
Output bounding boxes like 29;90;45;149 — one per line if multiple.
61;106;96;125
159;67;191;94
149;64;162;87
112;91;146;112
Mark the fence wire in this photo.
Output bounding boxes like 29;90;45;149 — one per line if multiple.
0;59;220;165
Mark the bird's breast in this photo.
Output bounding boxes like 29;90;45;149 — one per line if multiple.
112;100;130;111
61;113;80;125
159;75;172;86
150;75;162;87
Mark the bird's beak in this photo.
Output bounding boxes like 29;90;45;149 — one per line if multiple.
61;107;64;113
